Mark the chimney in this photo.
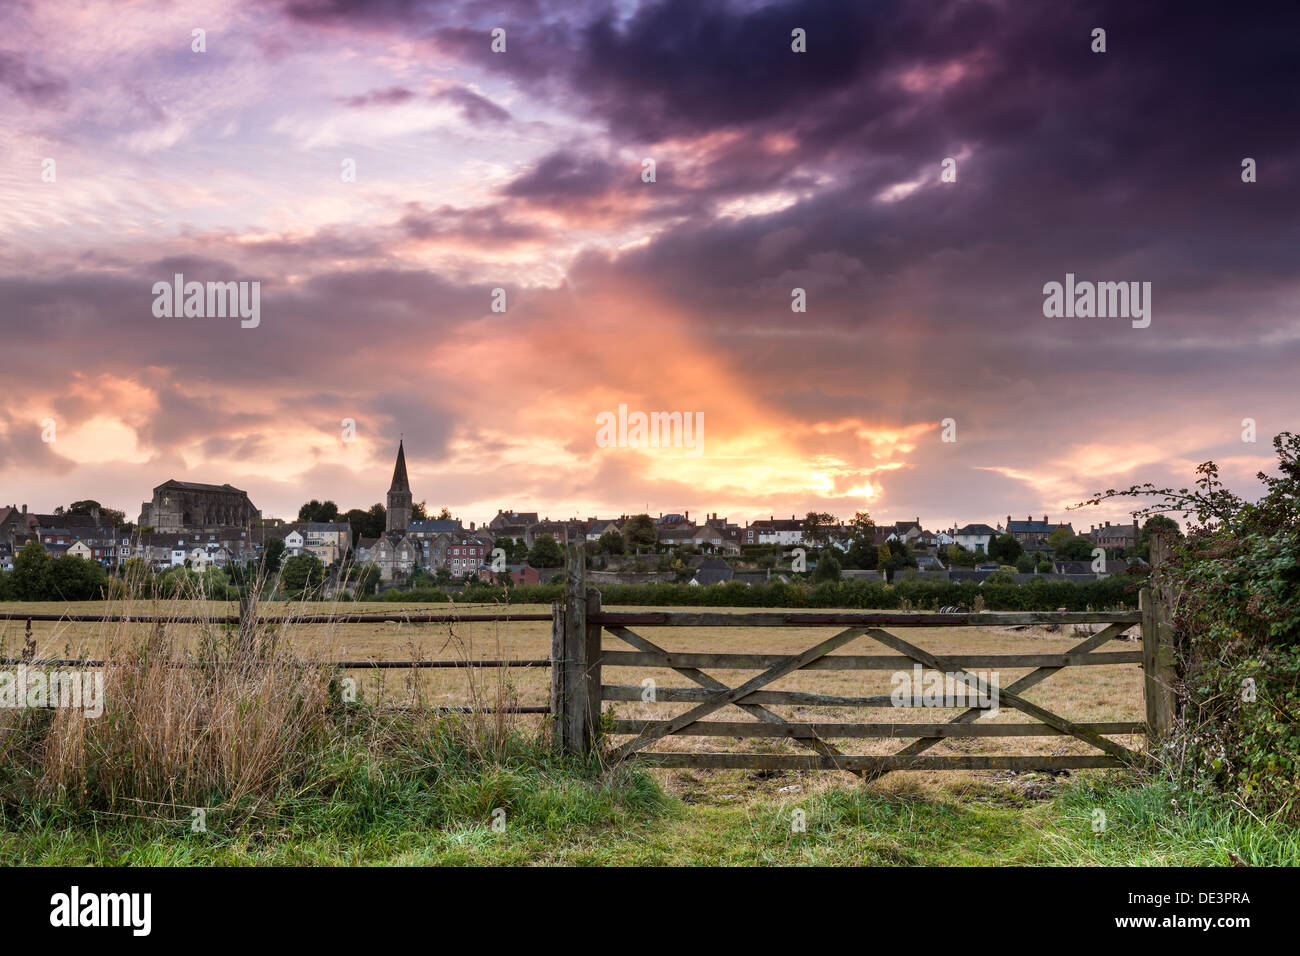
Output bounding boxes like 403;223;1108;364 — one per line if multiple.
1044;515;1049;525
685;510;689;521
1007;515;1011;528
22;505;27;514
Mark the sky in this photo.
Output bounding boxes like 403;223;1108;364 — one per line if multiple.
1;0;1296;531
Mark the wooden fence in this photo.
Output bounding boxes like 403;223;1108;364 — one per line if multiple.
552;543;1175;773
2;540;1176;767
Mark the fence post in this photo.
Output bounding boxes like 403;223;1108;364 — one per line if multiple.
1140;534;1176;739
585;586;603;749
550;599;565;753
554;542;590;756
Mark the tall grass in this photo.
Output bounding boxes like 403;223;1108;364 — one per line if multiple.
0;578;657;839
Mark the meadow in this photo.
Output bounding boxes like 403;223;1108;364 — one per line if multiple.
0;599;1294;866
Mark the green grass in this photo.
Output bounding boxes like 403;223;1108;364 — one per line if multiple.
3;756;1295;866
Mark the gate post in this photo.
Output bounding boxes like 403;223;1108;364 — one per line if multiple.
552;542;592;756
1140;533;1176;740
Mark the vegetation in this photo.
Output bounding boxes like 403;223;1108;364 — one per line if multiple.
1080;431;1300;821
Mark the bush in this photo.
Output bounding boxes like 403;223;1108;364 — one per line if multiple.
1081;431;1300;820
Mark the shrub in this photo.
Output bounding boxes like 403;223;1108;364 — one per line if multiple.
1081;431;1300;820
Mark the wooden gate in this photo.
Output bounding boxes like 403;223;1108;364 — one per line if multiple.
551;545;1174;773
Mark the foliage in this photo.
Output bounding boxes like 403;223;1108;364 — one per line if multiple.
621;514;657;552
987;533;1022;564
1078;432;1300;820
297;499;340;522
526;535;564;568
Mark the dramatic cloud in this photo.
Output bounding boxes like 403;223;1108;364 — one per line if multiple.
0;0;1295;530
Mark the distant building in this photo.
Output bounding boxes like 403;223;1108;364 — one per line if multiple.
139;480;260;532
952;523;1000;554
1005;515;1074;548
1087;520;1140;551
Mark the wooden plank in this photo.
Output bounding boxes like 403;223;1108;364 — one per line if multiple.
562;544;589;755
608;627;867;760
608;720;1146;738
590;611;1141;628
629;753;1126;771
599;649;1142;670
584;587;602;745
865;627;1141;763
1144;537;1178;736
549;599;565;754
601;685;897;706
606;625;859;769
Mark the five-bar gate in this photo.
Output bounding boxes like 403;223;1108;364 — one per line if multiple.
551;544;1174;773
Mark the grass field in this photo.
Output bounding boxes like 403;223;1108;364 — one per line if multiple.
1;599;1292;866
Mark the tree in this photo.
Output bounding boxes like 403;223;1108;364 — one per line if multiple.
1046;526;1074;552
65;500;126;526
801;511;837;548
12;541;52;600
988;533;1023;564
877;539;916;582
527;535;564;568
597;530;625;555
1137;514;1182;561
1014;553;1035;573
812;552;841;582
411;501;429;521
281;554;325;597
298;499;339;523
351;562;381;596
1057;535;1097;561
622;514;657;553
261;537;285;573
47;554;109;600
493;537;527;564
344;504;386;540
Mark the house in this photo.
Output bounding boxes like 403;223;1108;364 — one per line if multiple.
952;523;999;554
370;532;419;582
66;540;94;560
691;556;735;586
586;519;624;542
445;535;490;576
691;517;731;551
301;521;352;565
656;523;698;547
505;564;542;586
746;516;804;546
886;518;925;546
1087;520;1140;552
1005;515;1074;548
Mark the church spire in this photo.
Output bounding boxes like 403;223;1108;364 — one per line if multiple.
386;439;413;533
389;438;410;494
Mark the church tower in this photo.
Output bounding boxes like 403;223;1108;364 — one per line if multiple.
386;439;413;533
